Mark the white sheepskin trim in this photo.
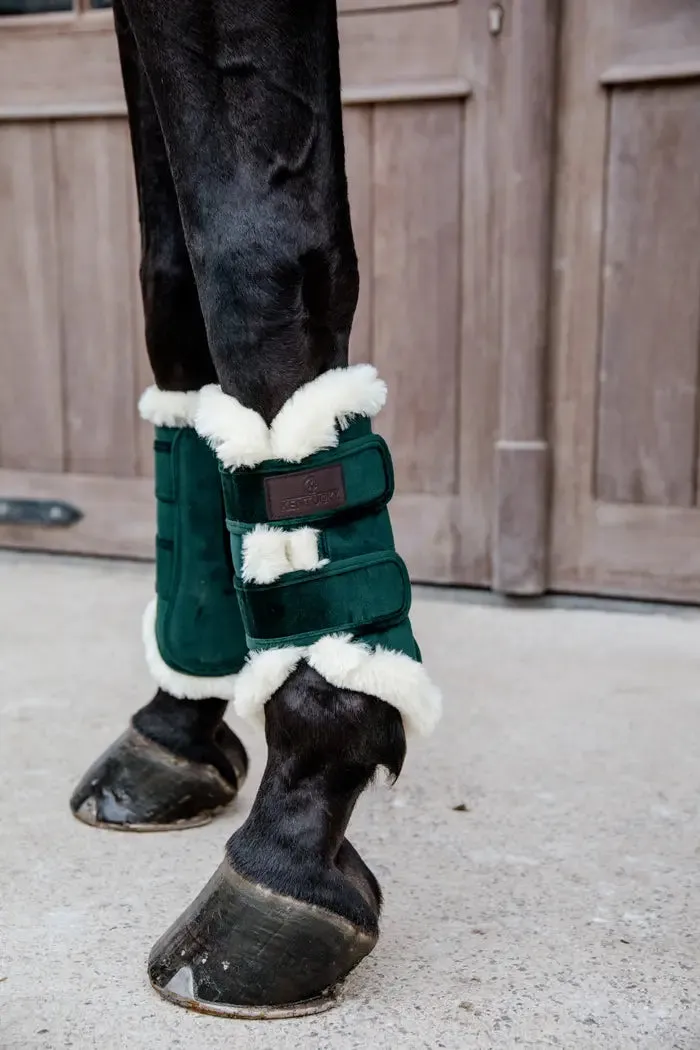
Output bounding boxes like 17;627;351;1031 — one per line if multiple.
241;525;327;584
233;634;442;738
242;526;292;584
138;386;201;428
234;646;305;727
195;384;271;469
194;365;387;469
307;635;442;738
141;599;240;702
269;364;387;463
287;527;328;572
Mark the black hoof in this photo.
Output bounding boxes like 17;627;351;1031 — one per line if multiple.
148;858;377;1017
70;725;245;832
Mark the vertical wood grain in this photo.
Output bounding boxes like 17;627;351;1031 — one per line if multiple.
54;118;139;477
549;0;620;589
125;146;154;478
455;0;505;586
343;105;373;365
493;0;559;593
595;84;700;507
0;123;63;472
373;100;461;496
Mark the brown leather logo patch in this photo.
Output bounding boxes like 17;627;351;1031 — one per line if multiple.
264;464;346;520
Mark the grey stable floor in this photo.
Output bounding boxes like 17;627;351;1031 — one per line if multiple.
1;552;699;1050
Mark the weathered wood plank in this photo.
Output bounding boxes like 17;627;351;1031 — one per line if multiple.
0;8;461;115
607;0;700;74
373;101;461;497
561;501;700;604
0;123;63;473
549;0;621;593
390;493;457;583
0;22;121;114
454;0;503;587
124;147;154;479
339;0;454;12
602;53;700;85
493;0;559;594
343;106;373;365
339;6;461;91
54;119;140;477
595;83;700;507
0;468;154;559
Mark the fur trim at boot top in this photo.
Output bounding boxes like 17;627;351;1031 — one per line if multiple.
195;363;442;737
142;599;240;701
234;636;442;738
138;386;201;428
195;364;387;468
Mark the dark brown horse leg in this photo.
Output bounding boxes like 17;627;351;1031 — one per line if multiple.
69;0;248;832
117;0;441;1012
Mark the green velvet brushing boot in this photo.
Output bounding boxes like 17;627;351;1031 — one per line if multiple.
147;365;441;1014
70;387;249;832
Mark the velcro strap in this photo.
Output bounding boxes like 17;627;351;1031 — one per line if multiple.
235;551;411;649
221;433;394;528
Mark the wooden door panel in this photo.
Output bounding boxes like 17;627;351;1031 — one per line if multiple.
0;122;63;472
338;6;462;93
551;0;700;600
0;3;499;586
373;101;461;497
345;97;474;582
54;118;141;476
340;76;500;585
605;0;700;80
595;83;700;508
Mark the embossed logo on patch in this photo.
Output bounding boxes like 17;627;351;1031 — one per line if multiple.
264;464;346;520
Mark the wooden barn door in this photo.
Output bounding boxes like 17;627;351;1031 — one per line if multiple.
550;0;700;601
0;3;153;557
0;0;504;584
340;0;501;585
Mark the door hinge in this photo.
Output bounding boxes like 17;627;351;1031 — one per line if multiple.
0;498;83;528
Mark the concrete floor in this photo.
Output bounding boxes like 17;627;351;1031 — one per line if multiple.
1;553;699;1050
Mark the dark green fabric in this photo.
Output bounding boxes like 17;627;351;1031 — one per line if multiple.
226;419;421;663
236;552;411;649
154;426;247;678
220;421;394;528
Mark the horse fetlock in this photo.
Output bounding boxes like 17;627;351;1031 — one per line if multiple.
148;670;387;1013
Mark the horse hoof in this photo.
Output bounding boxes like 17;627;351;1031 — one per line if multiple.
70;725;245;832
148;859;378;1017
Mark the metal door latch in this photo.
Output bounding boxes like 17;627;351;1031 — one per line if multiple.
0;498;83;527
489;3;504;36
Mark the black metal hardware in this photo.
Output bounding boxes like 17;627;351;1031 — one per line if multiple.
0;1;71;12
0;498;83;528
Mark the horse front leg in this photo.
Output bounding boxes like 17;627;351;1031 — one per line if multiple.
69;0;249;832
119;0;441;1013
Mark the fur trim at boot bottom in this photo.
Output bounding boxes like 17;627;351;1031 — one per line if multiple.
234;635;442;738
142;599;240;702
